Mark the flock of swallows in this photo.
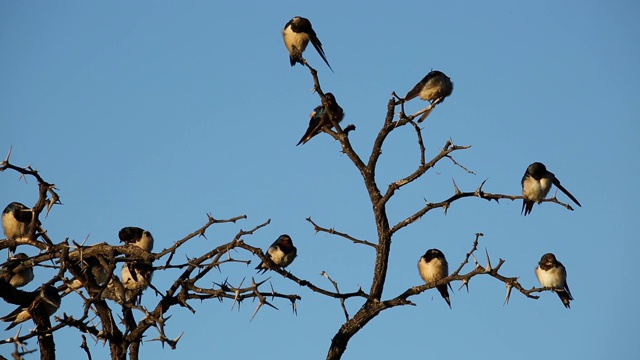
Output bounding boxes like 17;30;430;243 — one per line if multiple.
285;16;454;145
0;17;583;332
0;218;156;330
283;16;582;309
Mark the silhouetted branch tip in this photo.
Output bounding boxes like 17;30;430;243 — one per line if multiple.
344;124;356;135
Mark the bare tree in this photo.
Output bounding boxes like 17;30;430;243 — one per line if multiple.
0;57;578;360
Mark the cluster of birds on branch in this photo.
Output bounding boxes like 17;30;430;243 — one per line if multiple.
0;198;298;332
281;16;581;309
0;211;156;331
283;16;454;145
0;17;584;332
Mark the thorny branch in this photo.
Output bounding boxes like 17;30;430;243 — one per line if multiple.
299;60;577;360
321;271;350;321
390;178;578;235
305;217;376;248
1;51;581;360
0;156;333;359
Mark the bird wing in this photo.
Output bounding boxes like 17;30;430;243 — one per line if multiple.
552;178;581;207
308;33;333;72
296;106;325;145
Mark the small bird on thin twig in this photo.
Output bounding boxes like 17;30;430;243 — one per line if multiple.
521;162;581;216
404;70;453;122
297;93;344;146
282;16;333;71
255;234;297;274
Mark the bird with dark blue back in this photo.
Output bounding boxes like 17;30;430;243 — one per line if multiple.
118;226;154;252
297;93;344;145
255;234;297;274
1;285;61;330
283;16;333;71
2;202;34;255
521;162;581;216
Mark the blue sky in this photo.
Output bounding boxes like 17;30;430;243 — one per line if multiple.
1;1;638;359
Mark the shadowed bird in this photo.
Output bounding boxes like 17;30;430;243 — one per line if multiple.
521;162;581;216
121;261;153;304
404;70;453;122
297;93;344;145
1;285;61;330
255;234;297;274
282;16;333;71
418;248;451;308
1;253;34;288
119;226;154;252
59;255;124;303
535;253;573;309
119;227;154;303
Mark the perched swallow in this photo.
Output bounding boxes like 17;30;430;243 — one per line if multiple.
1;253;34;288
297;93;344;145
255;234;297;274
118;226;154;252
105;275;126;304
60;256;125;304
282;16;333;71
535;253;573;309
521;162;581;216
119;227;154;303
59;255;110;296
418;248;451;308
121;261;153;304
1;285;61;330
2;202;33;255
404;70;453;122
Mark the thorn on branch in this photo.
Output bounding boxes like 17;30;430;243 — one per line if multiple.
504;281;514;306
452;178;461;195
485;248;492;272
458;278;470;293
474;179;489;199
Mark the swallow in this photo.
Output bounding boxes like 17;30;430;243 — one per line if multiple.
119;227;154;303
521;162;581;216
418;248;451;308
255;234;297;274
1;253;34;288
60;256;126;304
282;16;333;71
121;261;153;304
535;253;573;309
297;93;344;145
404;70;453;122
1;285;61;330
2;202;33;255
105;275;126;304
118;226;154;252
59;255;110;297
